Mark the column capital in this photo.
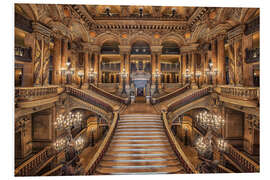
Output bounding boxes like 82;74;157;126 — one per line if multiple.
119;45;131;54
32;22;52;41
81;43;100;53
150;46;163;54
227;24;245;44
180;43;199;53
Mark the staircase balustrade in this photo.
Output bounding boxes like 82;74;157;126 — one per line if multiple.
66;86;113;112
167;87;211;112
152;84;190;104
89;84;129;104
162;112;198;173
84;112;119;175
15;146;54;176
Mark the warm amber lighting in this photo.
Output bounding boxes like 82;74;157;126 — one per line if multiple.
122;33;128;39
154;33;160;39
89;31;96;38
185;32;191;39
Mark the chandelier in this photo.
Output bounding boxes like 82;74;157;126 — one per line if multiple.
54;137;69;152
75;136;85;152
54;111;83;130
196;110;225;131
53;135;85;152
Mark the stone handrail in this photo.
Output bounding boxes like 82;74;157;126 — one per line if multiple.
194;122;259;173
15;146;53;176
152;84;190;104
167;87;211;112
84;112;119;175
89;84;129;104
226;144;259;172
162;112;198;173
216;164;234;173
218;86;259;101
66;86;113;112
42;164;63;176
15;86;61;101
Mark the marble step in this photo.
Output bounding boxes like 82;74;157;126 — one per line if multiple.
114;131;165;135
118;122;163;125
109;144;171;149
117;125;164;129
102;154;178;161
99;159;179;166
95;166;184;174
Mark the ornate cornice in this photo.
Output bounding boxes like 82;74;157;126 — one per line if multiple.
227;24;245;44
151;46;163;54
32;22;52;40
119;45;131;54
180;43;199;53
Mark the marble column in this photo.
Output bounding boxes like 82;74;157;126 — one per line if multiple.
179;55;183;85
52;37;61;85
125;53;130;86
191;52;196;83
83;51;89;87
156;53;161;85
201;52;206;85
217;36;226;85
182;53;187;84
151;53;156;84
211;39;217;85
120;53;125;88
93;52;99;84
61;39;68;84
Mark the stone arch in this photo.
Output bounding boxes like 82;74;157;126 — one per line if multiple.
129;32;152;46
95;32;120;46
161;32;185;47
241;8;259;23
191;24;208;42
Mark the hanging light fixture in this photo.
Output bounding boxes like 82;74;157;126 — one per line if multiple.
196;110;225;131
54;111;83;130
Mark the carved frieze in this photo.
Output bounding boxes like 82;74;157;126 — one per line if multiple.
227;24;245;44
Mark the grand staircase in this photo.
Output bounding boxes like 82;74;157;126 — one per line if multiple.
95;114;185;175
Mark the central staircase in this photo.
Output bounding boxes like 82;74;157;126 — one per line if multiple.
95;114;185;175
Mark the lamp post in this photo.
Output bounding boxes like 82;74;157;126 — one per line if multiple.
119;68;128;96
183;68;193;84
195;71;202;88
153;68;161;96
205;60;218;86
78;71;84;89
88;68;97;85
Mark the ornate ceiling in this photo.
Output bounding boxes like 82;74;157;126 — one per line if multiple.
15;4;259;48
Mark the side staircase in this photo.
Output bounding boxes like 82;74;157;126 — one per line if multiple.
95;114;185;175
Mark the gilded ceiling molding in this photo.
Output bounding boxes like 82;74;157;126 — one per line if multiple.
95;31;120;46
129;31;153;46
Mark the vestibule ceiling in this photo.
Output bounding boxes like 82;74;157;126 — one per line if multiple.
15;4;259;49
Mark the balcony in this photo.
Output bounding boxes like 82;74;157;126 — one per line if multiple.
15;47;32;62
218;86;259;101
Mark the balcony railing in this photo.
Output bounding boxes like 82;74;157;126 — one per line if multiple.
162;112;198;173
167;87;211;112
15;47;32;62
15;86;60;101
152;84;190;104
84;112;119;175
15;146;54;176
219;86;259;101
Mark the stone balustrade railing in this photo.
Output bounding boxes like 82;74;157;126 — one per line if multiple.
218;86;259;101
216;164;234;173
15;146;54;176
42;164;63;176
226;144;259;172
89;84;129;104
162;112;198;173
84;112;119;175
167;87;211;112
152;84;190;104
15;86;61;101
66;86;113;112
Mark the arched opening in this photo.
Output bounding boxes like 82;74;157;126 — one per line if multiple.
101;40;120;54
162;41;180;54
131;40;150;55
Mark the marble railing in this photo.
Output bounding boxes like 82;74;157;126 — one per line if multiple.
15;146;54;176
42;164;63;176
15;86;61;101
84;112;119;175
216;164;234;173
89;84;129;104
167;87;211;112
226;144;259;172
152;84;190;104
66;86;113;112
162;112;198;173
218;86;259;101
